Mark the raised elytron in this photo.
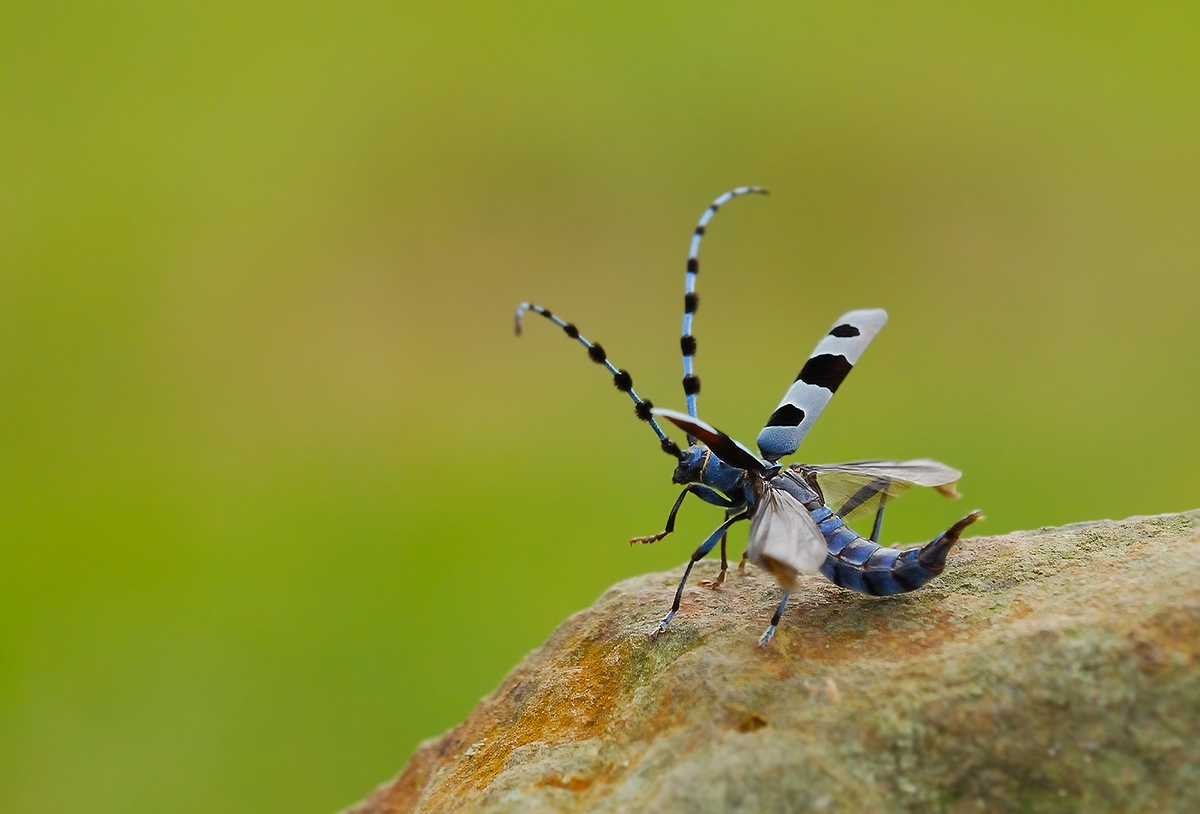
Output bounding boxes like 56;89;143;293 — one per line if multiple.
516;187;980;646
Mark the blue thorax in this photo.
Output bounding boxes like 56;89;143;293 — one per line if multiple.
672;445;749;496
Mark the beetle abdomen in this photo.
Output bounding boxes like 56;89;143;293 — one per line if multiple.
812;505;980;597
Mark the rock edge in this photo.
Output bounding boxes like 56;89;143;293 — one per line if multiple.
345;511;1200;814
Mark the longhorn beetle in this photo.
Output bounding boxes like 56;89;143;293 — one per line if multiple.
515;187;980;646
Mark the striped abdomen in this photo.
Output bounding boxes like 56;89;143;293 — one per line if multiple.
808;504;974;596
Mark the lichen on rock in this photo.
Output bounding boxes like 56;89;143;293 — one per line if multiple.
344;511;1200;814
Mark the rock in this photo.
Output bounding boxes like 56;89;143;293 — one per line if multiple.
343;511;1200;813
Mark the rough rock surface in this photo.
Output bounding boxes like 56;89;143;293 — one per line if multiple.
345;512;1200;813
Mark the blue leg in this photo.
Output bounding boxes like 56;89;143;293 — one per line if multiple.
835;477;891;543
698;510;736;588
653;512;748;637
631;485;739;545
870;492;887;543
758;591;792;647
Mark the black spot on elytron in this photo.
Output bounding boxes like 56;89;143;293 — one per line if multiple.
563;323;579;339
662;438;682;458
687;257;698;273
680;335;697;356
684;293;699;313
796;354;853;392
587;343;606;363
635;400;654;420
829;323;860;338
764;404;806;427
695;225;706;236
682;375;701;396
613;369;632;392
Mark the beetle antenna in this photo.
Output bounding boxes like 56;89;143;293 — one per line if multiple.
516;302;683;459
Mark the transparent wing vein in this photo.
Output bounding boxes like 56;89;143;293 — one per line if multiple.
746;485;828;590
794;459;962;522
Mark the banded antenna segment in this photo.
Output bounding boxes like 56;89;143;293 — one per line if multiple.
756;308;888;462
682;186;768;429
515;302;682;459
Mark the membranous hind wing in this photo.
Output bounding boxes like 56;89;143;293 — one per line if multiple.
795;459;961;523
757;309;889;462
745;483;827;592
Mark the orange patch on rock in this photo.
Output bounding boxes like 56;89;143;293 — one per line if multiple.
537;775;595;792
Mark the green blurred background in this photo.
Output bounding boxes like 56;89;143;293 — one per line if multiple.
3;3;1199;812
